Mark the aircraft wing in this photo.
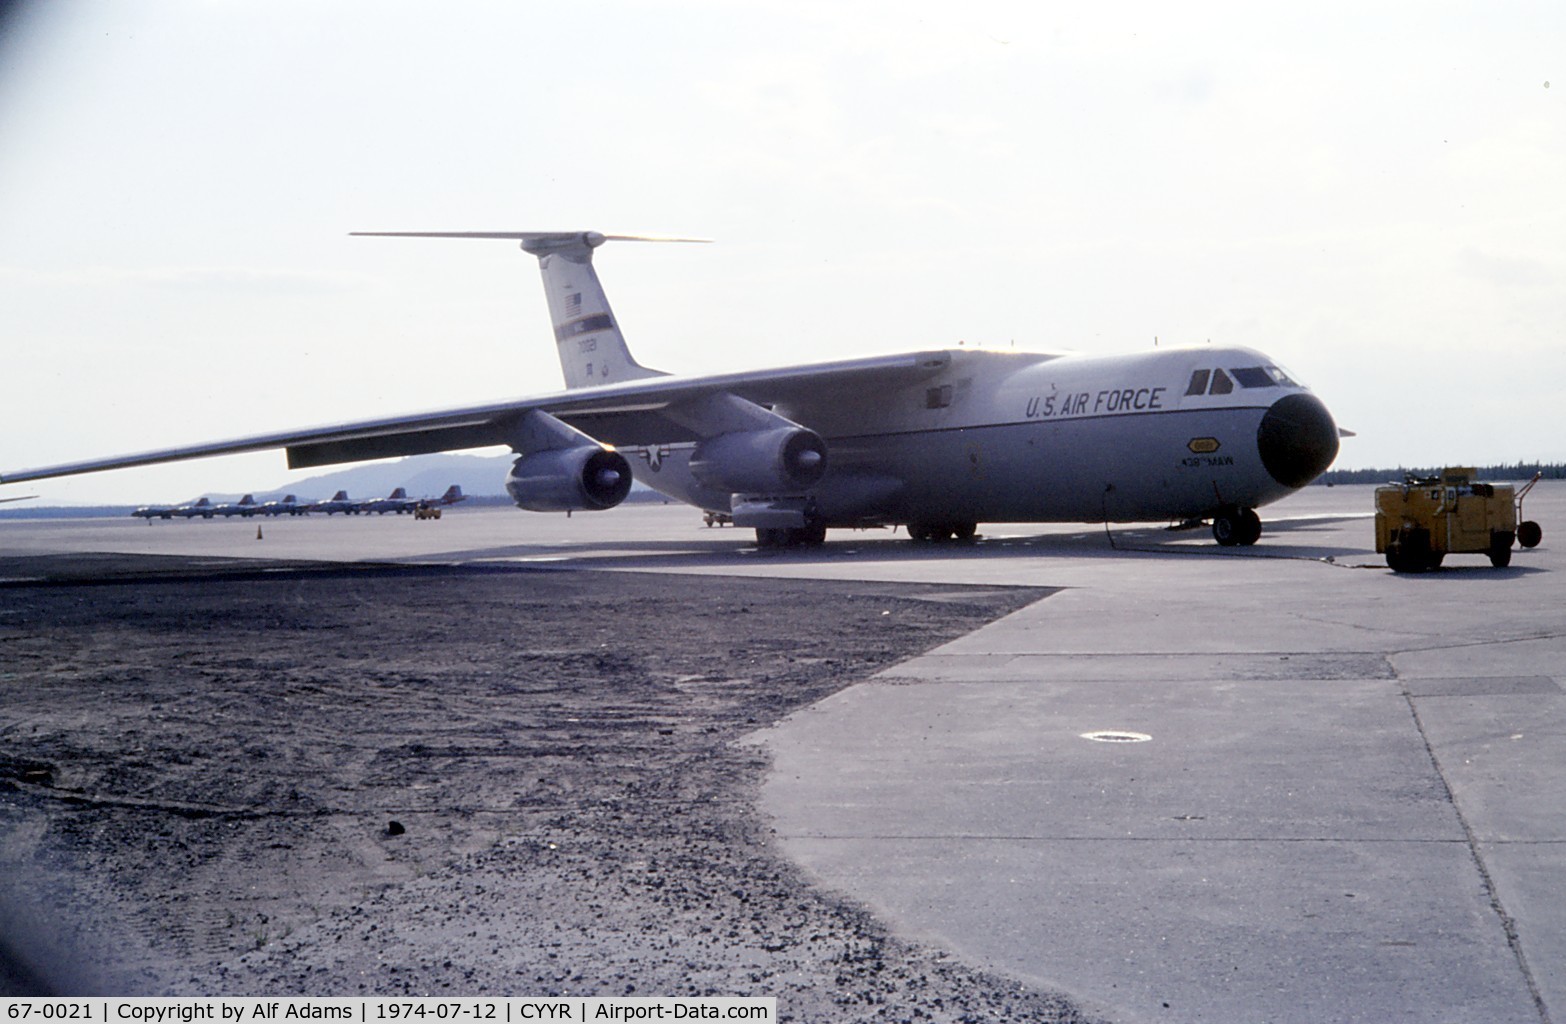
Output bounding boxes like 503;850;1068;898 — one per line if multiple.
0;351;952;484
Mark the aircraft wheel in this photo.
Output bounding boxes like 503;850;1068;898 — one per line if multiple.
909;522;955;542
1518;520;1542;548
792;523;828;547
1212;507;1262;547
952;522;978;541
1211;509;1241;546
1238;508;1262;546
755;527;785;549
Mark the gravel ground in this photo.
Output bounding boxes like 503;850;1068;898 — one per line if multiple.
0;556;1097;1022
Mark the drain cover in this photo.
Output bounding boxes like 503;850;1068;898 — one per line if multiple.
1080;730;1152;743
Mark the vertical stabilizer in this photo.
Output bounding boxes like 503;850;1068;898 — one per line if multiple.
521;232;662;389
351;231;706;390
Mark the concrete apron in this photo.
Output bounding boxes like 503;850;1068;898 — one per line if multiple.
753;533;1563;1024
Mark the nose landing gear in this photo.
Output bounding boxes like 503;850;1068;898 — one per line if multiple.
1211;506;1262;547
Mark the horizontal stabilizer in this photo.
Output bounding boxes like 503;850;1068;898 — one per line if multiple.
349;231;710;245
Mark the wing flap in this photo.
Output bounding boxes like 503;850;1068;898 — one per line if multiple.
286;421;518;469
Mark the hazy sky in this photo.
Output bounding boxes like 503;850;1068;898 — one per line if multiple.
1;2;1561;504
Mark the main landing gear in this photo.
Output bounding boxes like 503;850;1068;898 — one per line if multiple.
754;524;827;548
907;521;978;543
1210;506;1262;547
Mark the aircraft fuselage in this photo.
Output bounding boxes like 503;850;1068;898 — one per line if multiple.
614;345;1336;528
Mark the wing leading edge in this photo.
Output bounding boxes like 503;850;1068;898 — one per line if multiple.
0;351;952;484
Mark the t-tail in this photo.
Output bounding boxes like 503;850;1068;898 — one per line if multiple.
350;231;706;390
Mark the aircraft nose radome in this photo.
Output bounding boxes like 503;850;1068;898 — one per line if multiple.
1257;393;1339;488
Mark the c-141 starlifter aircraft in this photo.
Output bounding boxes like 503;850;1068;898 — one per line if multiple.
1;232;1341;547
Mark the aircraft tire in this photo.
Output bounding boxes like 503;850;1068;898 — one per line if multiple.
1211;510;1241;546
1238;508;1262;546
952;522;978;541
792;524;828;547
1212;507;1262;547
909;522;957;542
1518;520;1542;548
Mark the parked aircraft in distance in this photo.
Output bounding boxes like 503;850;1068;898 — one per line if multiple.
132;502;178;520
213;494;259;518
258;493;307;516
172;497;216;520
359;487;408;514
361;484;468;514
310;490;360;515
0;233;1340;547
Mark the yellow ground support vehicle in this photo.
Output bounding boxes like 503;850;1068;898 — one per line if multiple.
1375;468;1542;572
414;504;442;520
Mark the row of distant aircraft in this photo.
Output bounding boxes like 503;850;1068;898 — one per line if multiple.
133;486;465;520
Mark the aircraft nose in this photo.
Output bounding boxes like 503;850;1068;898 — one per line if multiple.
1257;393;1339;488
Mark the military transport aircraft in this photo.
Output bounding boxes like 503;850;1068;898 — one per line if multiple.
0;232;1340;547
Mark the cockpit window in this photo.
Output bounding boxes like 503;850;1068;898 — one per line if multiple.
1230;366;1277;389
1188;365;1297;396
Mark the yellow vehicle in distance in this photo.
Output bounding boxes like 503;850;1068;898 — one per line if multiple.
1375;468;1543;572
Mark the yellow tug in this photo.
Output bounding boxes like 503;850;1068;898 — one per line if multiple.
1375;468;1543;572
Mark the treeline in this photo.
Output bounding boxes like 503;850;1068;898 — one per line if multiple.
1317;462;1566;485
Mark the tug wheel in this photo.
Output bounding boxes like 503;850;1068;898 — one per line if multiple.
1387;529;1435;573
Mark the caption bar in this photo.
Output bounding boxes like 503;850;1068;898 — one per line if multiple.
2;1000;774;1023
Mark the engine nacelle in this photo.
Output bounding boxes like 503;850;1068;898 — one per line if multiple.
506;446;633;512
689;427;827;495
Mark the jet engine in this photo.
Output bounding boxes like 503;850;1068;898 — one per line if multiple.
506;446;633;512
689;427;827;496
